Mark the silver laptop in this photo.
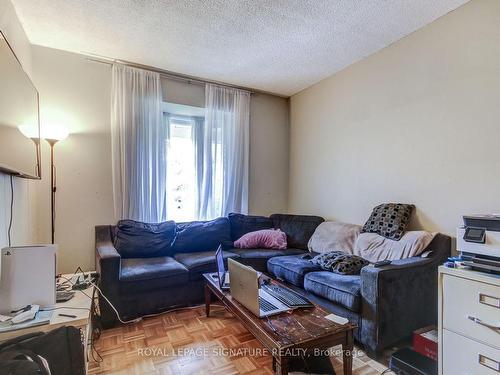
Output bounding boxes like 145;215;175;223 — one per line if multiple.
228;258;290;318
215;245;230;290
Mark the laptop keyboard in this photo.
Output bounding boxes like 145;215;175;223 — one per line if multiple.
259;297;278;312
261;284;313;307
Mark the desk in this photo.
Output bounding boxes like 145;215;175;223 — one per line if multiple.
0;273;95;374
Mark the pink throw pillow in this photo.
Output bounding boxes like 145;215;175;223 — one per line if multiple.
234;229;287;249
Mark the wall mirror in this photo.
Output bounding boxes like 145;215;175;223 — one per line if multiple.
0;30;41;179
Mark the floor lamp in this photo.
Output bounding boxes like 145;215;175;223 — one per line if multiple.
19;124;68;244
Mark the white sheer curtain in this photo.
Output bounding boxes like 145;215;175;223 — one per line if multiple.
111;64;168;222
192;116;205;218
198;84;250;220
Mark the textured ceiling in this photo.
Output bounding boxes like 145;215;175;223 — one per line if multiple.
11;0;469;96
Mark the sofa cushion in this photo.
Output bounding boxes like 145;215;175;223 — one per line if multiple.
172;217;233;253
230;248;306;272
174;250;240;280
228;213;274;241
362;203;415;240
267;254;322;287
120;256;189;293
270;214;324;250
234;229;287;249
114;220;176;258
304;271;362;312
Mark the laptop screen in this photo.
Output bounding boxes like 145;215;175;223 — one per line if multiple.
215;245;225;287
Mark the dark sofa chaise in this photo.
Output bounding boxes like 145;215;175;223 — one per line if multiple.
95;213;450;357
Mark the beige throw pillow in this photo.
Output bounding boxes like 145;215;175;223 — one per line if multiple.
308;221;362;254
353;231;436;263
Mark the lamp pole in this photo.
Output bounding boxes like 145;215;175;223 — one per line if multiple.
18;124;68;244
46;139;58;244
33;138;41;180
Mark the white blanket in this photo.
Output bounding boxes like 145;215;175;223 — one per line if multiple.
308;221;362;254
354;231;436;262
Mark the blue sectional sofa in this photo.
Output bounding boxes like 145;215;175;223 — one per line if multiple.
267;233;451;357
95;212;450;357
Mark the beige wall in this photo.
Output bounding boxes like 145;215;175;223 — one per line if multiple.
0;173;37;248
289;0;500;237
31;45;114;273
161;77;205;108
249;93;289;215
0;0;37;249
31;45;289;273
35;133;115;272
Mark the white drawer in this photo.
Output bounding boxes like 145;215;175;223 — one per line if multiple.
443;329;500;375
443;274;500;349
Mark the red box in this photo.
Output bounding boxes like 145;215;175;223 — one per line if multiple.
413;326;438;361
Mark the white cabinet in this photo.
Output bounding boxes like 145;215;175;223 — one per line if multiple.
438;267;500;375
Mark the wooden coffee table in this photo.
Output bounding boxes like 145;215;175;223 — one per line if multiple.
203;273;356;375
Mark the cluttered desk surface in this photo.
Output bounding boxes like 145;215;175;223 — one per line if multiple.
0;273;95;342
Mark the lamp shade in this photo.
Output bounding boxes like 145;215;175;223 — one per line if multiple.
18;124;40;139
43;124;69;141
19;124;69;142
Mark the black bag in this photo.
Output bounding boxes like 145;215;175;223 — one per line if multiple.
0;347;51;375
0;326;85;375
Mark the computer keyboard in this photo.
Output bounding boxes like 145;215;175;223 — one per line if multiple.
262;283;313;308
259;297;278;312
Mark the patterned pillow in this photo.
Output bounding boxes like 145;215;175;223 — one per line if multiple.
362;203;415;240
311;251;369;275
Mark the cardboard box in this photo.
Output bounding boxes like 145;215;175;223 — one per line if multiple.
413;326;438;361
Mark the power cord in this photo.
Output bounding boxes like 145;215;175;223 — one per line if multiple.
58;272;220;324
90;286;103;364
7;175;14;247
56;273;110;363
57;275;94;300
57;269;227;364
88;281;143;324
89;279;223;323
47;275;104;363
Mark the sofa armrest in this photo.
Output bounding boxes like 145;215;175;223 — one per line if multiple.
95;226;121;294
95;225;122;327
360;246;447;354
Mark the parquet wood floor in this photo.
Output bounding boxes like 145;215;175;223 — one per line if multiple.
88;305;391;375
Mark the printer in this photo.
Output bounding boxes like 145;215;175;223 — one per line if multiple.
457;214;500;275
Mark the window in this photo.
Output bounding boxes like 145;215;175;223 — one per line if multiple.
166;115;197;222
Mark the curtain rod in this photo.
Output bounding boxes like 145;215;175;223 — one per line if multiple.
83;53;289;98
